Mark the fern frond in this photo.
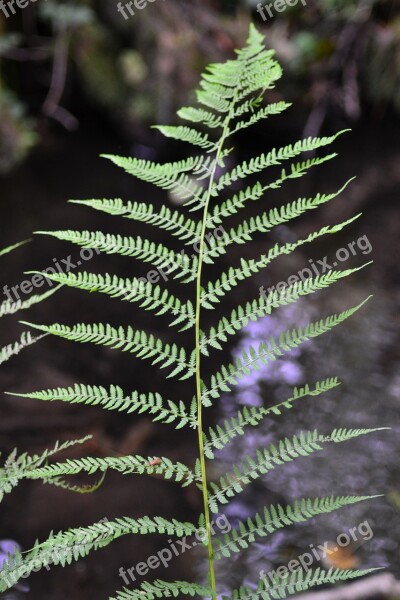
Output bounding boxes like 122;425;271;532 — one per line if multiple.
28;271;195;331
24;454;195;486
202;298;370;405
153;126;215;151
227;568;380;600
207;154;337;224
206;179;355;254
201;216;360;307
203;377;341;459
70;198;202;245
208;428;386;512
101;154;207;205
214;495;380;559
201;267;366;354
0;285;61;319
35;230;197;282
0;437;91;502
20;322;195;380
11;384;197;429
0;331;45;366
227;102;292;137
212;131;348;196
111;580;211;600
1;26;381;599
177;106;224;129
0;517;197;593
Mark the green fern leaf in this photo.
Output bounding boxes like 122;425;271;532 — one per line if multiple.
153;126;215;151
201;216;361;306
208;428;387;512
227;567;380;600
25;454;196;486
201;267;367;354
101;154;207;205
206;154;337;223
111;579;212;600
214;495;380;559
4;25;383;599
0;517;197;593
21;322;195;380
10;384;197;429
206;179;355;254
70;198;202;245
0;285;61;319
0;437;91;502
203;377;341;459
28;271;195;331
177;106;224;129
0;331;45;366
227;102;292;137
202;298;370;405
212;132;348;196
35;230;198;282
0;239;30;257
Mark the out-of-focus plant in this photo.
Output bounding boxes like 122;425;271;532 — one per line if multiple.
1;0;400;172
0;83;37;174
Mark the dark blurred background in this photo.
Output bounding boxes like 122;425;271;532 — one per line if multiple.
0;1;400;599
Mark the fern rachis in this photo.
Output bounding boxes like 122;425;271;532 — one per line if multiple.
1;26;385;599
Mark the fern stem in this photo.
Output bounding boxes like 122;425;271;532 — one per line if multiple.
194;94;238;600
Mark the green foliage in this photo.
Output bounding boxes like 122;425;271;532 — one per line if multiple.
227;568;380;600
111;580;211;600
0;437;91;502
213;496;381;559
24;454;196;486
0;331;45;366
12;384;197;429
70;198;202;244
0;240;30;257
36;230;198;281
0;516;197;592
3;25;384;599
0;242;59;365
207;429;385;513
26;270;195;331
203;378;341;459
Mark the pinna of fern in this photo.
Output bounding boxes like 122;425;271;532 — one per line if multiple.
3;25;387;599
0;240;62;365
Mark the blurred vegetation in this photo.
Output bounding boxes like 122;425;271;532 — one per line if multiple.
0;0;399;172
